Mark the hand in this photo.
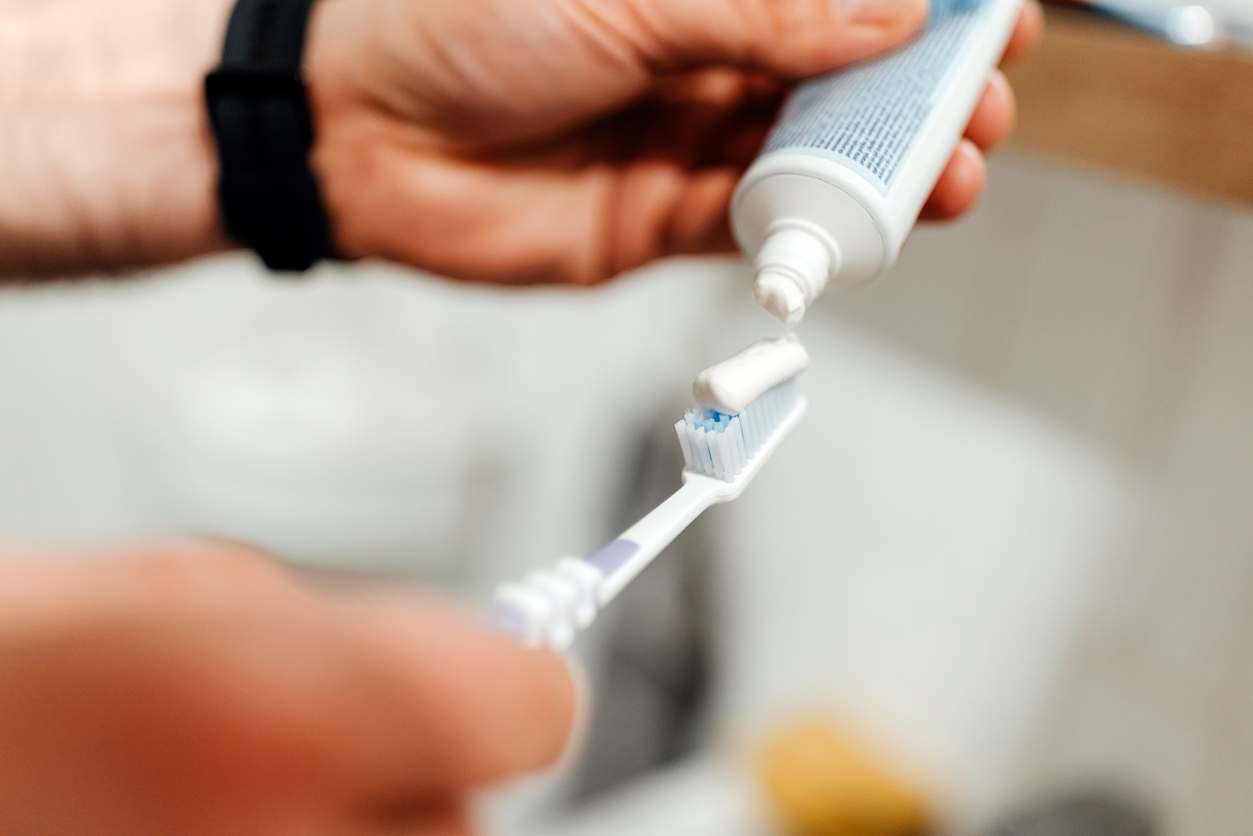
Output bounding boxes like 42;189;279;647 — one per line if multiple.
0;540;576;836
0;0;1041;281
306;0;1045;285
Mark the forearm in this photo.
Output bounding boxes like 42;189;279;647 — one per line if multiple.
0;0;236;279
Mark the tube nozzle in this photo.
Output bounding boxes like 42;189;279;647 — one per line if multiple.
754;270;807;325
752;226;836;325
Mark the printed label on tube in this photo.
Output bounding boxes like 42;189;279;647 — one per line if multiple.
761;0;996;196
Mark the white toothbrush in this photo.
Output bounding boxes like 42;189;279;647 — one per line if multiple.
486;377;807;650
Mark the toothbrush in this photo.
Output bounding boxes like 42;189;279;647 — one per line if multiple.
486;377;807;650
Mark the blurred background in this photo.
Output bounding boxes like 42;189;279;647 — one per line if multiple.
3;6;1253;836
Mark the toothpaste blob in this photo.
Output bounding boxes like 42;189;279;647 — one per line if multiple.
693;335;810;414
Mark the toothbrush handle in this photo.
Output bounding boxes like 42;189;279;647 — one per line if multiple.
594;478;719;603
486;477;719;649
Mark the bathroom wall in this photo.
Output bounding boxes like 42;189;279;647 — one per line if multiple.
822;151;1253;835
2;149;1253;835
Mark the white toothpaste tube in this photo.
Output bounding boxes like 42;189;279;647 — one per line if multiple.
732;0;1025;325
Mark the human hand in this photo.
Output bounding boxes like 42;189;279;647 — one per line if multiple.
0;540;576;836
306;0;1044;285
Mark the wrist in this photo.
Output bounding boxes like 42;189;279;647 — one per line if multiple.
0;0;237;278
302;0;389;262
303;0;456;265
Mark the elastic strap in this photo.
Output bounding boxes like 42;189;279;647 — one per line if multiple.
205;0;334;272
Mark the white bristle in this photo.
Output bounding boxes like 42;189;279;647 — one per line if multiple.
674;379;800;483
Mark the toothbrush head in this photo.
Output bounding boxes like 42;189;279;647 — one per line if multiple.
676;379;807;500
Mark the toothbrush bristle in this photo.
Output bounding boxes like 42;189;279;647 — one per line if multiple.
675;379;799;482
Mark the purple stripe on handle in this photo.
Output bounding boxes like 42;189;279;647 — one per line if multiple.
585;539;639;576
482;603;529;641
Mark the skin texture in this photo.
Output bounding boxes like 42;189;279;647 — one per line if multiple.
0;540;577;836
0;3;1043;833
0;0;1043;280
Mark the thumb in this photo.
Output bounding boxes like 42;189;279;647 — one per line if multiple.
619;0;929;78
339;589;579;787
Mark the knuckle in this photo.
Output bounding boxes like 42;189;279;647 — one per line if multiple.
748;0;838;36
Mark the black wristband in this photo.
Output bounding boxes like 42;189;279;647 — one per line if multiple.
205;0;334;272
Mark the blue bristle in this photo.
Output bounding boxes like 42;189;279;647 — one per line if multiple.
673;380;799;483
694;409;737;433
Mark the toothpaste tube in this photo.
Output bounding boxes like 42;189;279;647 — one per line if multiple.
732;0;1025;324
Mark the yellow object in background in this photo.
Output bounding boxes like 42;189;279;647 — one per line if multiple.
757;721;932;836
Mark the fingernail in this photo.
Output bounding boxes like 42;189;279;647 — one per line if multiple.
838;0;925;25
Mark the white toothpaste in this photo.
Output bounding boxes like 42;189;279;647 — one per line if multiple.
693;335;810;414
732;0;1024;324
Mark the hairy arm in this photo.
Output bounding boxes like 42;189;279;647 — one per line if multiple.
0;0;1040;284
0;0;233;278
